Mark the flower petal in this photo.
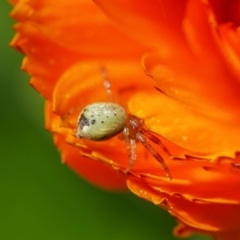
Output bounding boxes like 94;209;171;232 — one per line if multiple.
10;0;240;238
143;0;240;122
52;60;152;116
10;0;148;100
94;0;189;50
11;0;145;56
10;22;82;99
127;158;240;235
129;90;240;156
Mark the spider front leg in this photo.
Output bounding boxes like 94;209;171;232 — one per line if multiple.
123;127;137;173
136;132;172;180
140;128;171;157
129;116;172;180
130;116;171;157
61;106;77;120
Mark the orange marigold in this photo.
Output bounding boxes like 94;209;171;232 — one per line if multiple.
10;0;240;239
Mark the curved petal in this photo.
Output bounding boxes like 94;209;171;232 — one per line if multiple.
10;0;147;100
127;160;240;236
143;51;240;123
219;23;240;64
52;60;152;116
10;0;145;56
94;0;189;51
55;133;127;190
129;90;240;156
10;24;82;99
143;0;240;122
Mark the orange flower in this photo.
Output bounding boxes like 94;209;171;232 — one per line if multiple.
10;0;240;239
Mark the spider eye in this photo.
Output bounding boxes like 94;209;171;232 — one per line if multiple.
76;102;127;141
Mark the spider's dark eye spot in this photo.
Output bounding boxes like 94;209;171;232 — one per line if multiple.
78;114;90;129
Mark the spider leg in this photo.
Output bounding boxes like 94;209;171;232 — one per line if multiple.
136;132;172;180
100;66;114;102
123;127;137;173
140;129;171;156
61;106;77;120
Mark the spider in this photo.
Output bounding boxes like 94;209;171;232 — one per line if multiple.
75;67;172;180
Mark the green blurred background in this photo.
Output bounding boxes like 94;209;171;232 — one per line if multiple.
1;2;211;240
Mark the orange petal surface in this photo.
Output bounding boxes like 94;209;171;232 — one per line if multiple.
10;0;240;239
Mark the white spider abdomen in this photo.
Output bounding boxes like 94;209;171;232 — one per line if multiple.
76;102;127;141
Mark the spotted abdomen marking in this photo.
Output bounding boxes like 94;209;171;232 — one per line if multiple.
76;102;127;141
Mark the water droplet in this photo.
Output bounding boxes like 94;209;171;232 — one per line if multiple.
182;135;188;141
232;163;240;169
